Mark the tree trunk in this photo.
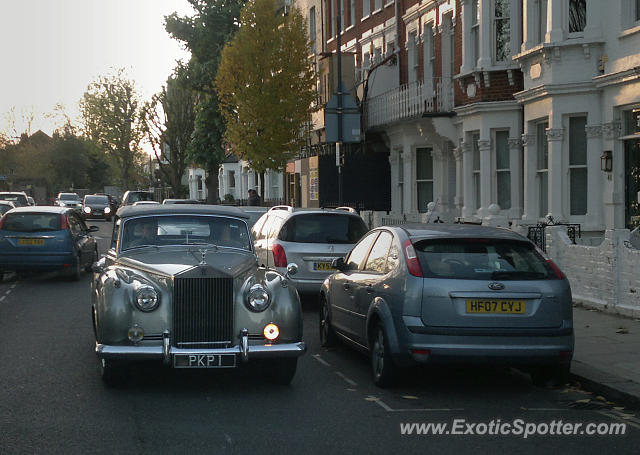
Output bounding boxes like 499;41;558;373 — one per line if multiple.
259;172;265;203
205;163;220;204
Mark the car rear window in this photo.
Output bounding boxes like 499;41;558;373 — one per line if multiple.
278;214;368;244
127;192;155;203
85;196;108;204
413;238;553;280
0;204;13;215
1;213;62;232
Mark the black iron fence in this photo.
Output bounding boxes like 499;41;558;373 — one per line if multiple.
527;220;581;252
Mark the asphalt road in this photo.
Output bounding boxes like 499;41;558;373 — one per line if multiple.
0;221;638;454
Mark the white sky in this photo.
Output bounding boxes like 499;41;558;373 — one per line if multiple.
0;0;193;137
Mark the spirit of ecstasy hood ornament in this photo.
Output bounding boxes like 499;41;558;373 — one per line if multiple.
198;248;208;266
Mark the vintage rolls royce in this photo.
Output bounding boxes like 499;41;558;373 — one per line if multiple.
91;204;306;385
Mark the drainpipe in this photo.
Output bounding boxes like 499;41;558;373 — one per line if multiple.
395;0;401;83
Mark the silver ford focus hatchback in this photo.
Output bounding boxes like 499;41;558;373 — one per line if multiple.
320;224;574;387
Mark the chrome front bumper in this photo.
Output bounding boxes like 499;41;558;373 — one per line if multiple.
96;330;307;365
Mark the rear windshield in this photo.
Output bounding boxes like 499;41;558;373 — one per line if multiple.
278;214;368;244
84;195;108;204
413;238;553;280
1;213;61;232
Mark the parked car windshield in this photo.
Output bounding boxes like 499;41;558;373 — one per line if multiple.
84;195;109;205
126;192;155;203
0;213;61;232
278;214;368;244
120;215;251;251
0;193;28;205
59;193;80;201
413;238;554;280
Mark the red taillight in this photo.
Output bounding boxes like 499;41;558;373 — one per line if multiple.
411;349;431;356
0;214;6;230
403;239;423;277
546;259;565;280
272;243;287;267
60;214;69;230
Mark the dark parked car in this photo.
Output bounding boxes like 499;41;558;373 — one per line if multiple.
92;204;306;385
0;206;99;280
320;224;574;387
82;194;113;221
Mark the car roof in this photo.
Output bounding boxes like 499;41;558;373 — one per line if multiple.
116;204;249;219
267;207;362;219
6;206;70;214
0;191;27;195
392;223;528;242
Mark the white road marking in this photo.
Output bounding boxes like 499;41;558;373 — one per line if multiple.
366;395;463;413
335;371;358;387
10;284;16;289
312;354;331;367
5;290;11;296
0;296;5;302
598;410;640;430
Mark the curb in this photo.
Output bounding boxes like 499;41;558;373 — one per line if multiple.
570;360;640;410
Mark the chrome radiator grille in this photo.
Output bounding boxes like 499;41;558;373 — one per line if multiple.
173;277;234;347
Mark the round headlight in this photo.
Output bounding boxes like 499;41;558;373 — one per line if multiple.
134;285;160;312
246;284;270;312
104;207;111;214
83;206;91;214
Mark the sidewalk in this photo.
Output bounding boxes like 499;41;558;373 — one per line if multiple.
571;305;640;408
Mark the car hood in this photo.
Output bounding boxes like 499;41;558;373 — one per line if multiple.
117;246;256;277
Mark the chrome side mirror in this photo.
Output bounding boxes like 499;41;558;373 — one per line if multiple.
285;263;298;279
92;256;106;274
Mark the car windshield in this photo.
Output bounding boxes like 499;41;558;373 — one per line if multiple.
120;215;251;251
0;194;27;205
413;238;554;280
0;204;13;215
127;192;154;203
60;194;80;201
278;214;368;244
0;213;62;232
84;195;108;204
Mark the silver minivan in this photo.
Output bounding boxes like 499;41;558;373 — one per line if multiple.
252;206;369;294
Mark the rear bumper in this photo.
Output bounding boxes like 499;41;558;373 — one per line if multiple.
0;252;76;272
393;318;574;367
287;277;325;294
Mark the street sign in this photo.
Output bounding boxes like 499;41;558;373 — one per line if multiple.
325;83;361;143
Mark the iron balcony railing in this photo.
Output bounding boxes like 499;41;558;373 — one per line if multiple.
365;78;454;129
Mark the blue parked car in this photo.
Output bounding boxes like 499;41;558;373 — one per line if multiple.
0;206;99;280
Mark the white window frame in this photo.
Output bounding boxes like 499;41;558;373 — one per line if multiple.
568;115;588;216
536;121;549;218
472;133;481;211
471;0;479;68
567;0;586;37
228;170;236;189
416;147;434;214
374;0;382;13
362;0;370;18
494;130;511;210
493;0;511;64
309;7;316;54
537;0;548;44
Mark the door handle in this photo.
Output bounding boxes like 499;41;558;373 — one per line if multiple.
343;283;351;290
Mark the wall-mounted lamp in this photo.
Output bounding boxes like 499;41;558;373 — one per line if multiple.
601;150;613;172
